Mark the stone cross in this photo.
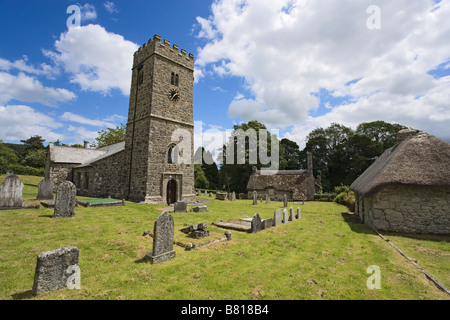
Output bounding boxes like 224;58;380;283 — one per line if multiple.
283;194;288;208
253;191;258;205
0;172;23;208
37;178;54;200
272;209;282;226
289;206;296;221
251;213;262;233
145;211;175;264
283;208;289;224
32;247;80;296
53;181;76;218
297;207;301;219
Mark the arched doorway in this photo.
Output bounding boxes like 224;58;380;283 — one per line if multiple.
166;179;177;205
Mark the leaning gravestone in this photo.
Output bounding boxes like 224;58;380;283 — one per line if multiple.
145;211;175;264
272;209;282;226
53;181;76;218
174;201;187;212
37;178;54;200
253;191;258;205
32;246;80;296
0;172;23;208
283;208;289;224
251;213;262;233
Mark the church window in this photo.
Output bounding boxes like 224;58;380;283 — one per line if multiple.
171;72;179;86
168;145;179;164
138;71;144;86
175;74;179;86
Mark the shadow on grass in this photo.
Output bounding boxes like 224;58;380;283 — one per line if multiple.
380;231;450;243
38;214;54;218
341;212;375;235
11;290;33;300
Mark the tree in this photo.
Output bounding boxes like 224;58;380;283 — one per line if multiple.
194;164;209;189
92;124;126;148
280;138;302;170
0;143;18;167
356;121;406;149
218;120;279;193
22;149;47;168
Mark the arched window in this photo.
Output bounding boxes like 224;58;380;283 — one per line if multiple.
171;72;175;85
168;145;179;164
175;74;179;86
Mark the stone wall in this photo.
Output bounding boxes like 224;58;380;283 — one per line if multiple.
48;163;78;186
73;150;129;199
357;186;450;234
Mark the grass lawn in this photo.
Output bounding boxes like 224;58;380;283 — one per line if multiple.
0;175;449;300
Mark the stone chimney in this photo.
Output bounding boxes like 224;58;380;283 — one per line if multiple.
307;152;313;176
83;141;89;149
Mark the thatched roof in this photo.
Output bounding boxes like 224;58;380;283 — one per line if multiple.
350;131;450;196
247;170;310;197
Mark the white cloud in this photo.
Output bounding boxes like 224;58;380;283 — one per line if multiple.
60;112;116;127
80;3;97;22
104;1;119;14
196;0;450;142
0;72;76;107
0;56;57;78
44;24;138;95
0;105;64;142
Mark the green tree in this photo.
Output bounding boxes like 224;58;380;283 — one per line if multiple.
22;149;47;168
194;147;219;189
194;164;209;189
218;120;278;193
280;138;302;170
92;124;126;148
0;143;19;167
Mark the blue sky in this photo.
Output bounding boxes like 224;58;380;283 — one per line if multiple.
1;0;449;153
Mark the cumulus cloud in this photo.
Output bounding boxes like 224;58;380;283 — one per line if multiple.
80;3;97;22
0;105;64;142
104;1;119;14
0;72;76;107
195;0;450;144
60;112;116;128
44;24;138;95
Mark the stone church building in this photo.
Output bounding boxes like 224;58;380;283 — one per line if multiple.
45;35;196;204
350;129;450;234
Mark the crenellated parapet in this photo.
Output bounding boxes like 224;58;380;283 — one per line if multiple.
133;34;194;71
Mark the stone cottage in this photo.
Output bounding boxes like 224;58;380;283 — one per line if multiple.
246;152;317;201
45;35;196;205
350;129;450;234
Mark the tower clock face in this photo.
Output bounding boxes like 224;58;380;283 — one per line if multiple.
168;89;180;102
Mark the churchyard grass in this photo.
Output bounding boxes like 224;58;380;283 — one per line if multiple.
0;175;449;300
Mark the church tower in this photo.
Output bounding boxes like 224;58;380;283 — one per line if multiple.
125;34;195;204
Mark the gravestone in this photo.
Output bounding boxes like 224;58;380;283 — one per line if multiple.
265;194;270;204
209;192;213;198
297;207;301;219
289;206;296;221
0;172;23;208
174;201;187;212
204;190;207;197
225;231;232;240
231;191;236;201
216;192;227;200
53;181;76;218
37;178;54;200
145;211;175;264
283;194;288;208
262;218;273;230
192;205;208;212
251;213;262;233
272;209;282;226
283;208;289;224
32;246;80;296
253;191;258;205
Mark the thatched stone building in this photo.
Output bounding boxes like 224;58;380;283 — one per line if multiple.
350;130;450;234
246;152;318;201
